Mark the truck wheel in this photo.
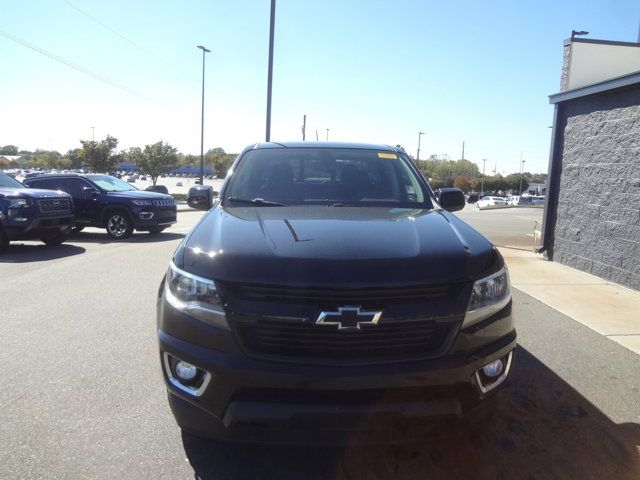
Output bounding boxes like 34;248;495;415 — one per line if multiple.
148;227;165;234
0;229;9;253
106;212;134;240
41;233;68;246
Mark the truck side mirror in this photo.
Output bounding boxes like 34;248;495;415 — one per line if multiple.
437;188;465;212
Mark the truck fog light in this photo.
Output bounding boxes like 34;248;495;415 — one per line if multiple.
175;360;197;381
162;352;212;397
474;350;514;394
482;359;503;378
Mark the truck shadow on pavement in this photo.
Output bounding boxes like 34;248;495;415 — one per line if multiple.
181;347;640;480
67;231;185;245
0;243;86;263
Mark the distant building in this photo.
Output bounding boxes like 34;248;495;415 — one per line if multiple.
0;155;27;167
117;162;140;172
526;183;546;195
174;164;213;175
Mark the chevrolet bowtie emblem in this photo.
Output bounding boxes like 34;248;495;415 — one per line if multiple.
315;306;382;331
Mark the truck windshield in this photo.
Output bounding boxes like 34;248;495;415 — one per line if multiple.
85;174;138;192
225;148;432;208
0;173;24;189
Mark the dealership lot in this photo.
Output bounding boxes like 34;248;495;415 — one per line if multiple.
1;208;639;479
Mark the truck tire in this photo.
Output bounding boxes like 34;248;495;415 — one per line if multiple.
105;211;134;240
41;233;69;246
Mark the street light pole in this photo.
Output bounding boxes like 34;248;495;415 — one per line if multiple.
265;0;276;141
519;157;526;194
197;45;211;185
91;126;95;142
326;128;330;141
417;131;424;161
481;158;486;195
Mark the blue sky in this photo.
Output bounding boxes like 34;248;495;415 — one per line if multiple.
1;0;639;174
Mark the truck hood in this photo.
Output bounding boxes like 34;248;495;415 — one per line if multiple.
0;187;71;199
176;206;501;288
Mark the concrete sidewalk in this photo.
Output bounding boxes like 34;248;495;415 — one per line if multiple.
500;247;640;355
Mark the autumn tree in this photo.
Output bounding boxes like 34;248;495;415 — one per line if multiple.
453;175;473;193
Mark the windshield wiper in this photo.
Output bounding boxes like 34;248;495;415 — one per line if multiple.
227;197;286;206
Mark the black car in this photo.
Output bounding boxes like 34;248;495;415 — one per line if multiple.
24;174;177;239
0;172;73;252
157;142;515;444
146;185;169;195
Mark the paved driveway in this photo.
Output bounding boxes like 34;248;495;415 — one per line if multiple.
1;208;638;479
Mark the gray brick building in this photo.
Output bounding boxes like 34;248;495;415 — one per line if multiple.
541;39;640;291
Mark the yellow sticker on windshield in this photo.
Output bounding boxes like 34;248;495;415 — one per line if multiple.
378;153;397;159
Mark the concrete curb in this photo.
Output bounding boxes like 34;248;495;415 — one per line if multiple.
476;205;544;211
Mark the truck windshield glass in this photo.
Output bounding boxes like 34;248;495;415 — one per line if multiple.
86;174;138;192
0;173;24;189
225;148;431;208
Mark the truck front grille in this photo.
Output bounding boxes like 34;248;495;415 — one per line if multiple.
37;197;72;215
231;315;457;365
153;198;174;207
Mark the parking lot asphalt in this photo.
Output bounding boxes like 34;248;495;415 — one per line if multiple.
1;208;639;479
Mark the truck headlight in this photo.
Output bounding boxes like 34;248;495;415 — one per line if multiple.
463;266;511;327
9;198;30;208
164;261;228;329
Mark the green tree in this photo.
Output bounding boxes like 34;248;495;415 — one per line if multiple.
205;147;237;177
122;146;143;166
505;173;528;193
0;145;19;155
79;135;119;173
28;149;62;170
65;148;84;169
139;141;178;185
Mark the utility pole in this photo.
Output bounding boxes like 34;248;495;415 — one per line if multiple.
417;132;424;161
326;128;330;141
481;158;486;195
196;45;211;186
519;153;526;194
91;126;95;142
301;114;306;141
461;141;465;159
315;130;318;141
265;0;276;141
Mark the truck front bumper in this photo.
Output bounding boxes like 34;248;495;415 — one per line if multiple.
3;214;73;240
158;305;516;444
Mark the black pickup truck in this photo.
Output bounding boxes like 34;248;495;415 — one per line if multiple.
0;172;73;252
157;142;515;444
